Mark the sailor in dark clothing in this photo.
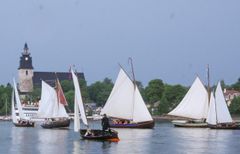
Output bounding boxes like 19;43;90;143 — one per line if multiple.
101;114;110;131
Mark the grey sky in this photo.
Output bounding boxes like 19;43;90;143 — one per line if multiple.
0;0;240;86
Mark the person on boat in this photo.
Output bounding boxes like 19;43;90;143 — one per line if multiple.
101;114;110;132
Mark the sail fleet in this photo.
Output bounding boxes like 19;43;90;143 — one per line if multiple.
9;62;240;142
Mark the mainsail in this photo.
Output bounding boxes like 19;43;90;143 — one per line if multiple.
101;68;153;123
168;77;209;119
71;69;88;131
13;79;26;120
38;81;68;118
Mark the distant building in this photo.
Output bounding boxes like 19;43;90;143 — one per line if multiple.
224;89;240;106
18;43;85;94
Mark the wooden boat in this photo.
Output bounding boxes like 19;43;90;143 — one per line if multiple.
80;129;119;142
206;82;240;129
12;79;35;127
101;60;154;129
71;69;119;141
14;120;35;127
38;80;70;129
41;118;70;129
168;77;209;128
171;120;207;128
110;119;154;129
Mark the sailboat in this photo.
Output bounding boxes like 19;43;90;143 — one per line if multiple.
38;80;70;129
101;64;154;129
12;79;34;127
206;82;239;129
71;68;119;141
168;77;209;127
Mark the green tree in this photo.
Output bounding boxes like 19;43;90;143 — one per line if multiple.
65;90;74;112
229;97;240;114
88;78;113;106
231;78;240;91
145;79;164;104
158;84;187;114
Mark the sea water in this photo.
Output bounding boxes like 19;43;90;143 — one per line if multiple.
1;121;240;154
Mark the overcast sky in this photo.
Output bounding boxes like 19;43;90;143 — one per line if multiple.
0;0;239;86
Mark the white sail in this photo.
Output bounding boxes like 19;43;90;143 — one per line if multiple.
38;81;68;118
11;90;18;123
71;69;88;126
168;77;209;119
13;79;26;119
101;68;153;122
215;82;233;123
133;87;153;122
74;94;80;132
206;92;217;125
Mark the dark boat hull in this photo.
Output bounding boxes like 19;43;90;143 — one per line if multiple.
41;119;70;129
13;121;35;127
208;123;240;129
80;129;119;142
110;120;155;129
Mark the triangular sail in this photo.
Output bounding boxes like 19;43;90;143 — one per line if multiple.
74;94;80;132
11;90;18;123
38;81;69;118
168;77;209;119
206;92;217;125
215;82;233;123
71;69;88;126
101;68;153;122
13;79;26;119
133;87;153;122
56;79;68;106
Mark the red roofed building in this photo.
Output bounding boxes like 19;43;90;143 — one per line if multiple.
224;89;240;106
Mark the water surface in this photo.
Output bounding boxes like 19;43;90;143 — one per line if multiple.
1;121;240;154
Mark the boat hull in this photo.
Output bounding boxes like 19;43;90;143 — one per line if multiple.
13;121;35;127
80;129;119;142
41;119;70;129
110;120;155;129
172;120;208;128
208;123;240;129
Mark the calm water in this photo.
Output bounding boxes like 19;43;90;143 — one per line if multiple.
1;121;240;154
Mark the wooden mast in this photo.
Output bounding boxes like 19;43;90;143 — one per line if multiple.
207;64;211;104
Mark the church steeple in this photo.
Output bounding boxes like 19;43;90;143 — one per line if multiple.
18;43;34;93
18;43;33;69
23;43;29;55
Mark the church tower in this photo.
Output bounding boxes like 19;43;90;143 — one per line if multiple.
18;43;34;93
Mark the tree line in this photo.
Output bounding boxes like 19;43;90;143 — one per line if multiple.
1;78;240;116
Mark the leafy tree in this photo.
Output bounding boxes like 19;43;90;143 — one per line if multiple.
158;84;187;114
231;78;240;91
88;78;113;106
145;79;164;104
229;97;240;114
65;90;74;112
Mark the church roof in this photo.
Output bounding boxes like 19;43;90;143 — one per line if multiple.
33;71;85;87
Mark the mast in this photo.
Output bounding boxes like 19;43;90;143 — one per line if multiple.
128;57;136;120
207;64;211;104
5;98;7;117
128;57;136;88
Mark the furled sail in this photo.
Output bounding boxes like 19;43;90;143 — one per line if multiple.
71;69;88;126
101;68;153;122
168;77;209;119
